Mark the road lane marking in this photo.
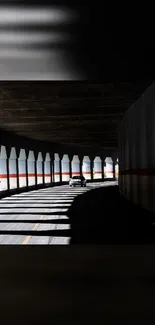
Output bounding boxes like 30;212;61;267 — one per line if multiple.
22;215;44;245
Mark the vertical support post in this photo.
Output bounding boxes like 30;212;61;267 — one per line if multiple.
0;146;10;191
113;159;116;180
80;159;83;177
101;158;105;180
18;149;27;188
6;157;10;191
25;156;29;187
90;158;94;181
69;159;72;179
50;159;53;184
34;159;37;186
16;157;20;189
59;157;62;183
42;159;45;184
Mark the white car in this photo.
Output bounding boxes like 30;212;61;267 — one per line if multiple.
69;176;87;187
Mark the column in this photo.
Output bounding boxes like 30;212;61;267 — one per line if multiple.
80;161;82;177
71;155;80;176
101;157;105;180
54;153;60;182
18;149;27;188
90;158;94;180
0;145;8;191
82;156;91;179
104;157;113;179
51;159;54;183
93;156;102;179
59;155;62;183
16;155;20;189
115;158;119;180
44;153;51;183
9;147;17;189
27;150;35;186
61;154;70;181
37;152;43;184
69;158;72;179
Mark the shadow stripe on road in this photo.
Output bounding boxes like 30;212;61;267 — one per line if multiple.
0;206;70;209
0;219;69;224
0;211;68;215
0;229;71;236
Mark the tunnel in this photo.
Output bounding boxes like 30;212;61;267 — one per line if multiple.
0;80;155;245
1;5;155;324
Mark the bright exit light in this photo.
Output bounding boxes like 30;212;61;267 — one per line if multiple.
0;7;77;25
0;32;71;44
0;5;82;79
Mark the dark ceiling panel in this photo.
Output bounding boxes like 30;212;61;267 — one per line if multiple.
0;80;153;151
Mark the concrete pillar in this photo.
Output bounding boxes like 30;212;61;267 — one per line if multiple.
42;154;45;185
44;153;51;183
104;157;114;178
59;155;62;183
71;155;80;176
112;159;115;179
25;152;29;187
9;147;17;189
51;159;54;183
18;149;27;188
82;156;91;179
115;158;119;180
79;158;83;177
69;158;72;179
27;150;35;186
54;153;60;182
90;158;94;180
0;146;8;191
101;158;105;180
16;161;20;189
93;156;102;179
104;160;106;178
37;152;43;184
16;149;20;189
61;154;70;181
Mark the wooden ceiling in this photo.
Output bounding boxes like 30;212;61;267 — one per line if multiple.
0;80;152;152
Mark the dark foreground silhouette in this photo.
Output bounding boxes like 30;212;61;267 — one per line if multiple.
67;185;155;244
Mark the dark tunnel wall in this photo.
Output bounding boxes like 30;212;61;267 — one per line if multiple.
118;82;155;213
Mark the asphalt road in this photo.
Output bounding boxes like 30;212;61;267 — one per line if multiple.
0;181;117;244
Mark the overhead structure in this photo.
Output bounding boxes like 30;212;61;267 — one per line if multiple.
0;81;152;153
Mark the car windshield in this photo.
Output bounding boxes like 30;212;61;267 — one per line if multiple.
72;176;85;180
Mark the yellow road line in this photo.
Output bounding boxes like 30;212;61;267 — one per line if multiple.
22;235;31;245
22;215;44;245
